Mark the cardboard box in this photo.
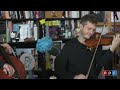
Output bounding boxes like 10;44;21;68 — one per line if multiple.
45;11;63;18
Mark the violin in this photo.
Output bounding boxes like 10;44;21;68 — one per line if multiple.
85;23;120;78
85;31;116;78
85;32;115;48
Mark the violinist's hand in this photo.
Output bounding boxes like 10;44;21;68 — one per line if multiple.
0;43;13;54
3;63;15;77
74;74;87;79
110;34;120;53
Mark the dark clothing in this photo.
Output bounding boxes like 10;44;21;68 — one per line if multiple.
54;38;114;79
0;60;5;68
0;51;5;68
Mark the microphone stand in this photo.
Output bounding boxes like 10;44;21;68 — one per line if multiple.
113;11;119;32
113;11;119;79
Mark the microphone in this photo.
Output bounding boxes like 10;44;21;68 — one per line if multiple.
113;11;119;20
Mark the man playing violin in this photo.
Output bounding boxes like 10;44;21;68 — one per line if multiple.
54;14;120;79
0;43;15;77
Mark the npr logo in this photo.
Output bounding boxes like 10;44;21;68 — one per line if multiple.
102;70;117;76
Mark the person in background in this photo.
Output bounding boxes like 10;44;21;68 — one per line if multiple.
54;14;120;79
0;43;15;77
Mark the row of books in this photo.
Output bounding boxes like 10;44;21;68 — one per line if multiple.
0;11;44;19
0;11;106;21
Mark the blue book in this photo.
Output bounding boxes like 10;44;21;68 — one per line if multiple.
13;24;20;32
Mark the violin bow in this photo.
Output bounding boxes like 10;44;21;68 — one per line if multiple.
86;23;106;79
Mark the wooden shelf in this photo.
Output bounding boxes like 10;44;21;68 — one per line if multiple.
97;22;120;26
111;22;120;25
8;41;37;48
0;18;80;21
97;22;109;26
45;18;80;21
52;38;73;43
0;18;44;21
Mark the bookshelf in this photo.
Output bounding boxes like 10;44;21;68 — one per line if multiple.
0;11;118;79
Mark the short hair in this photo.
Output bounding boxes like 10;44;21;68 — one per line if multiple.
80;14;98;25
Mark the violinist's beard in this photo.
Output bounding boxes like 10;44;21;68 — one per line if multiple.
84;34;91;39
84;33;94;39
80;31;92;39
